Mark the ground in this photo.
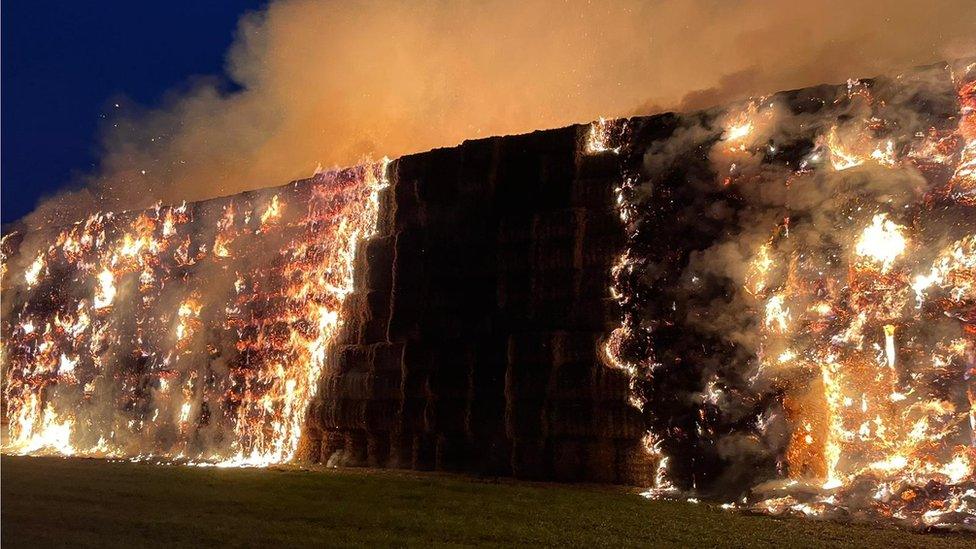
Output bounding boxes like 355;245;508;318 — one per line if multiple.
1;456;972;548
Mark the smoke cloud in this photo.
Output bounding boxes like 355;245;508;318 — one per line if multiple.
22;0;976;226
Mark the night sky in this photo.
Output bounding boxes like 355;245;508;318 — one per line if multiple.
1;1;265;224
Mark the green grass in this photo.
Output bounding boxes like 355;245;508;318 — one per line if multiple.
1;455;972;548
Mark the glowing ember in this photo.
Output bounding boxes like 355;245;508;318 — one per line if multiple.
585;117;623;154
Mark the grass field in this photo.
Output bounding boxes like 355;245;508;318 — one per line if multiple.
1;455;972;548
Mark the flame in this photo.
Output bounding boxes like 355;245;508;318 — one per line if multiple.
762;214;974;525
92;268;116;309
854;214;907;273
726;121;753;142
24;253;45;288
638;431;676;497
825;127;865;170
822;124;899;172
912;235;976;307
759;127;974;527
585;117;622;154
259;194;283;228
948;81;976;203
745;242;775;295
58;353;78;376
213;204;235;258
608;70;976;531
719;99;775;155
764;294;791;333
2;163;388;466
883;324;897;371
6;397;77;457
175;298;202;348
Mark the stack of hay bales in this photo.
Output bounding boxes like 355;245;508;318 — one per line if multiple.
306;123;651;484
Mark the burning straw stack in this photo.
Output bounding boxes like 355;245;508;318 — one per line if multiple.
608;59;976;530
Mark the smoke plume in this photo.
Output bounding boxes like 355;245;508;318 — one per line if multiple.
22;0;976;226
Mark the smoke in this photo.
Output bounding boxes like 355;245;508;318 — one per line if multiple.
21;0;976;227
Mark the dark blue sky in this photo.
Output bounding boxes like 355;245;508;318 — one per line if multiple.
1;1;266;224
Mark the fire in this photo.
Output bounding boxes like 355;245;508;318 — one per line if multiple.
949;81;976;203
259;194;283;228
213;235;231;257
93;268;116;309
823;127;899;171
607;64;976;531
174;298;202;348
6;397;77;457
912;235;976;307
58;353;78;376
883;324;897;370
744;80;976;529
764;294;791;333
24;253;45;288
725;121;753;142
718;99;775;156
756;203;972;527
213;204;236;258
585;117;622;154
639;431;676;497
854;214;908;273
745;242;774;295
825;127;863;170
2;162;388;466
